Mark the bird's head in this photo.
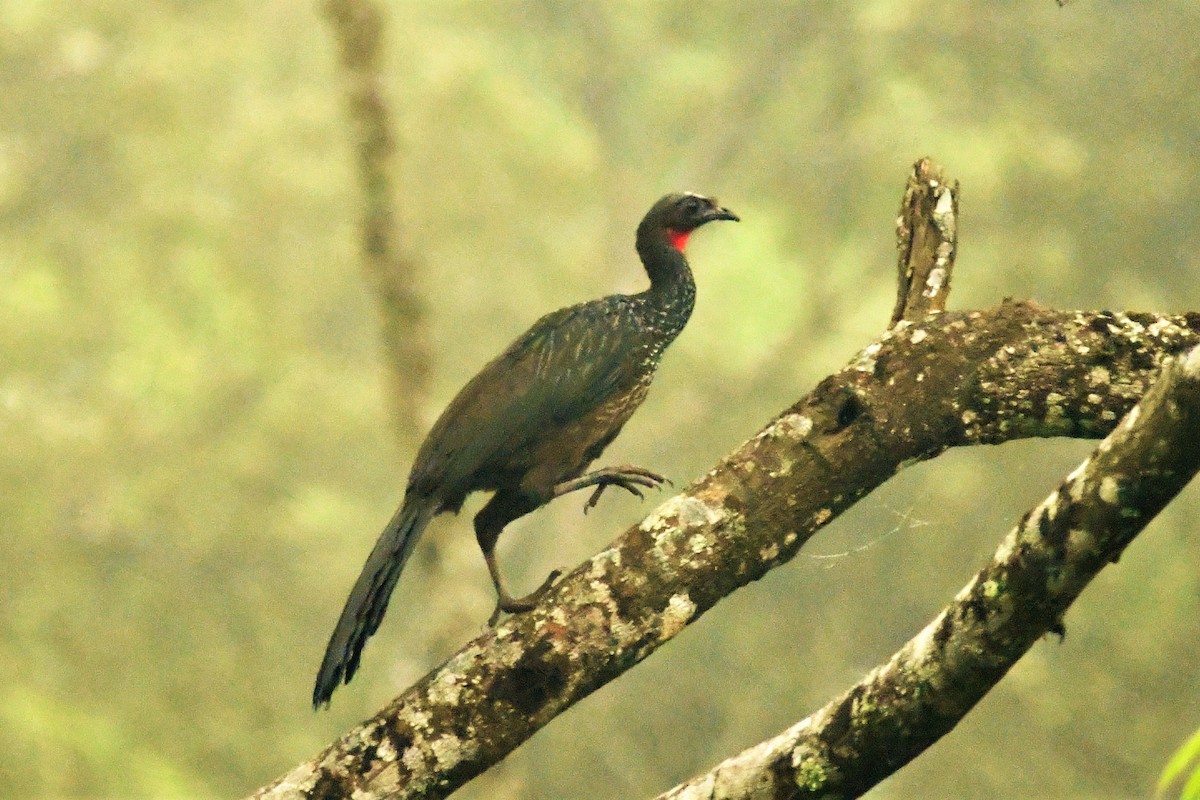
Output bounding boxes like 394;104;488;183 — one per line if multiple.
641;192;739;253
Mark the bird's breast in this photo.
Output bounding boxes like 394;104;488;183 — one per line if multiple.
517;371;655;498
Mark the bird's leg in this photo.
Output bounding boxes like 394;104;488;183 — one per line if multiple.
475;490;563;626
552;464;671;512
483;549;563;626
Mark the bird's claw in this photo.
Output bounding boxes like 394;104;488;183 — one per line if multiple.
487;569;564;626
581;466;669;513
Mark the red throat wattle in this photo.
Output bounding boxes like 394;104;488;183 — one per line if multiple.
668;229;691;252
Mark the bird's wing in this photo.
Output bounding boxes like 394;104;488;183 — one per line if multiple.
408;299;641;495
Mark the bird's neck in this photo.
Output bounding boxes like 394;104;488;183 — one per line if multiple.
635;229;697;325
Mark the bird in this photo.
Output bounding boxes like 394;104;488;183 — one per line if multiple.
312;192;738;707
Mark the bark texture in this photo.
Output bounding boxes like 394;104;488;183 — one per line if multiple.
659;341;1200;799
892;157;957;325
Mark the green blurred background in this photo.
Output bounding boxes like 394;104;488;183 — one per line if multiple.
2;1;1198;797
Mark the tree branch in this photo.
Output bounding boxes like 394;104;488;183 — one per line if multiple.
892;157;957;325
251;302;1200;800
658;340;1200;799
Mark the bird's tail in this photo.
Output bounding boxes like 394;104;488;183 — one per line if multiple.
312;498;436;708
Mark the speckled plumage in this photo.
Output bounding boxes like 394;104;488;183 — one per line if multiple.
411;282;693;507
313;193;737;707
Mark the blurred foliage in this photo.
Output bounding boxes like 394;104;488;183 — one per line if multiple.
1;1;1198;798
1160;726;1200;800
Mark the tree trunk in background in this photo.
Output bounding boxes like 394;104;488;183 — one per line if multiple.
324;0;430;444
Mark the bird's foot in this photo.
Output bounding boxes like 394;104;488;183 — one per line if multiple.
552;465;671;512
581;465;671;512
486;569;563;626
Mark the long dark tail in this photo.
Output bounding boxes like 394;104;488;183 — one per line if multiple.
313;498;436;708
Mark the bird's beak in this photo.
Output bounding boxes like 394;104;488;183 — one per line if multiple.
705;204;739;223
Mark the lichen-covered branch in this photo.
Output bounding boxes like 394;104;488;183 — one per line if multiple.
658;341;1200;800
323;0;430;440
892;158;958;325
250;305;1200;800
